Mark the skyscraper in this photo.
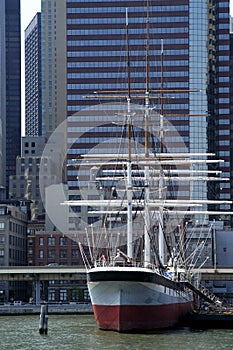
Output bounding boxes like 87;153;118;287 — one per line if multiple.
0;0;21;197
65;1;231;219
40;1;231;231
41;0;67;137
25;12;42;137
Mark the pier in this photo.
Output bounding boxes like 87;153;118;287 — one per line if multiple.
186;310;233;329
1;266;233;306
0;266;86;305
0;302;93;316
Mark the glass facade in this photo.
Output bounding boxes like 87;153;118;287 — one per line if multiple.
66;1;190;114
64;1;231;226
215;0;231;215
189;1;209;216
0;0;21;195
66;0;191;162
25;13;42;136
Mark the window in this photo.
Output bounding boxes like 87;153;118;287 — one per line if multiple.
60;289;67;301
48;237;55;246
48;289;55;301
0;222;5;230
60;280;68;284
72;250;79;258
39;250;44;259
48;250;55;259
84;289;90;302
60;236;67;246
0;235;5;244
0;249;4;257
39;237;44;246
60;250;67;259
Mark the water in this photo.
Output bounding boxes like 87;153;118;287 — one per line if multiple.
0;314;233;350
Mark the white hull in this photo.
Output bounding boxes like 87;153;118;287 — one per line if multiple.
87;266;193;331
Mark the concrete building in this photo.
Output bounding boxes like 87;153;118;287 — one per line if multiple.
0;201;29;301
41;0;67;136
9;137;47;221
0;0;21;196
206;229;233;299
216;230;233;267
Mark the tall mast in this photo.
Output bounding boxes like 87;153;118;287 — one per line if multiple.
160;39;164;153
126;8;133;259
158;39;165;265
126;8;131;103
145;0;150;156
144;0;151;266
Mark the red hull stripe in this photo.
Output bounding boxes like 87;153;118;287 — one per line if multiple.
93;302;193;332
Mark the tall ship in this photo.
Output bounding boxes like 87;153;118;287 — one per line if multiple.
64;3;231;332
67;111;229;332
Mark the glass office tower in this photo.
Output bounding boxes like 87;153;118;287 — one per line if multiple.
65;1;230;220
39;1;231;231
0;0;21;196
25;13;42;137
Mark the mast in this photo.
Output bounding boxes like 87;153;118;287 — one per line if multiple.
144;0;151;267
158;40;165;265
160;39;164;153
126;8;133;259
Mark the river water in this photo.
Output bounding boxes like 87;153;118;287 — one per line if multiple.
0;314;232;350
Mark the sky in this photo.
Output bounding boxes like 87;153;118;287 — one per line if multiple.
21;0;41;31
20;0;233;134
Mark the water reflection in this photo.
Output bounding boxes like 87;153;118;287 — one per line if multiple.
0;315;232;350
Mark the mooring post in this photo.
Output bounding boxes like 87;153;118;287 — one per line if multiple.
39;304;48;335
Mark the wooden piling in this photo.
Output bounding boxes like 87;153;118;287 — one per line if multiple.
39;304;48;335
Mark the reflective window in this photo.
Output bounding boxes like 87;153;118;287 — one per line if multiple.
48;237;56;246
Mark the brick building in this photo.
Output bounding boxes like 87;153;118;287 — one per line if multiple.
27;230;82;266
27;229;89;302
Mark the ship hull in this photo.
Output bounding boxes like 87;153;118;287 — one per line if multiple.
87;267;193;332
